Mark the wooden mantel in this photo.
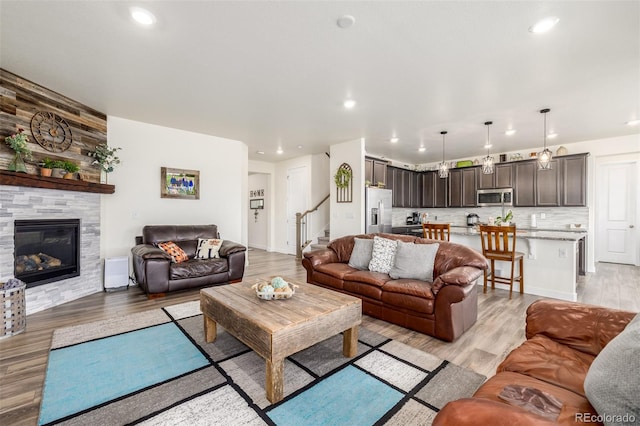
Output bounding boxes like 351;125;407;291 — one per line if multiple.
0;170;115;194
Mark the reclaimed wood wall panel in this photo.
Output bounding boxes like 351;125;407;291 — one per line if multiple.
0;69;107;182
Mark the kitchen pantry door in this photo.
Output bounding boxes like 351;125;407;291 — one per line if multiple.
286;166;308;255
596;157;638;265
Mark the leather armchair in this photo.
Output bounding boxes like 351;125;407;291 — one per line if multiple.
131;225;246;296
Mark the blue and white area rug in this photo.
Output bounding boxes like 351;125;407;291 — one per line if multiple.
39;301;486;425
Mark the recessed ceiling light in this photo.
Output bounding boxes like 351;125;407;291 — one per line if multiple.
418;146;426;152
505;129;517;136
256;150;265;155
343;99;356;109
130;7;156;26
337;15;356;29
276;147;283;154
297;145;303;149
625;119;640;126
390;137;399;143
484;143;493;149
547;132;558;139
529;16;559;33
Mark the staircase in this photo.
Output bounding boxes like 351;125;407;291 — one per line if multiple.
309;229;330;251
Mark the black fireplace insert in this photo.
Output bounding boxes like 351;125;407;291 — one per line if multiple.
14;219;80;288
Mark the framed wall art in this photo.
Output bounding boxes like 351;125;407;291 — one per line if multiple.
161;167;200;200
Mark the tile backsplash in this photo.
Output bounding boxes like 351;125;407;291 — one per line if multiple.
393;207;589;230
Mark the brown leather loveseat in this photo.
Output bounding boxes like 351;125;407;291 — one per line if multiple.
302;233;488;342
434;299;638;425
131;225;246;297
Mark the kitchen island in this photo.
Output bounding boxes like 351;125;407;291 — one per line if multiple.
400;224;587;302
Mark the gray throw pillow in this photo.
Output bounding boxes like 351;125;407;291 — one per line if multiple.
348;238;374;270
584;313;640;424
389;241;439;282
368;236;398;274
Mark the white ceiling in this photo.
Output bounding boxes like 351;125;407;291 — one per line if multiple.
1;1;638;164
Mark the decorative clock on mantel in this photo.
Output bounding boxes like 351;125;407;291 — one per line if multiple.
30;111;73;152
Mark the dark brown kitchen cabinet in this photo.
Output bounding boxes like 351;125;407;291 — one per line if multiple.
421;172;435;207
562;155;587;206
411;171;422;207
477;163;512;189
514;161;536;206
434;172;448;207
449;168;476;207
536;160;561;206
365;157;388;187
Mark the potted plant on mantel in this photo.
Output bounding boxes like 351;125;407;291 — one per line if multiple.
4;129;32;173
62;160;80;179
88;143;121;184
39;158;56;177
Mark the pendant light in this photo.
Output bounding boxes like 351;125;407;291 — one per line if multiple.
538;108;552;170
438;131;449;178
482;121;494;174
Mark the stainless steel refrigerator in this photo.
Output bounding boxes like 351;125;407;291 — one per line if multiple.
365;187;393;233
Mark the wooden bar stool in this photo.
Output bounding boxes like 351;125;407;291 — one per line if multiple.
422;223;451;241
478;225;524;298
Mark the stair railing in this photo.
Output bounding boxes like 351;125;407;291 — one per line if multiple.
296;194;330;260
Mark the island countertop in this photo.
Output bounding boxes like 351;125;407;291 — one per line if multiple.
404;224;587;241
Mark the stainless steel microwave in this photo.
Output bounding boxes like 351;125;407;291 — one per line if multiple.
477;188;513;207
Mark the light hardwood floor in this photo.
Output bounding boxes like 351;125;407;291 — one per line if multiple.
1;249;638;425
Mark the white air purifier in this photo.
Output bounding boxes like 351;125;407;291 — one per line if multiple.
104;256;129;291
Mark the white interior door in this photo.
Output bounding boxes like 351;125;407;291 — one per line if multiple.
596;160;638;265
286;166;308;255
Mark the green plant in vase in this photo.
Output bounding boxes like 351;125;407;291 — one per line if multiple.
62;160;80;179
88;143;121;183
4;129;32;173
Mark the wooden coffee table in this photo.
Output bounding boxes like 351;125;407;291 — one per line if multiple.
200;279;362;403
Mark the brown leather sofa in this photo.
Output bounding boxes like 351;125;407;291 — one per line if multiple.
302;233;487;342
131;225;246;297
433;299;637;425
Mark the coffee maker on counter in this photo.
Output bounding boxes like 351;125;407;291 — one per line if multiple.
467;213;479;227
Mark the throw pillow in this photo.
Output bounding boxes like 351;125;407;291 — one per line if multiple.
389;241;439;282
195;238;224;259
368;236;398;274
348;238;374;270
157;241;188;263
584;313;640;423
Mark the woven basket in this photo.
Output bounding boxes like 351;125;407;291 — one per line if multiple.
1;281;27;338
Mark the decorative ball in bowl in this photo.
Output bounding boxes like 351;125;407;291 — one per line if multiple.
252;276;297;300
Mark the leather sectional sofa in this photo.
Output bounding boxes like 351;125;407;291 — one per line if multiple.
302;233;488;342
131;225;246;297
434;299;638;425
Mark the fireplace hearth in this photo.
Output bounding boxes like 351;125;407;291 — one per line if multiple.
14;219;80;288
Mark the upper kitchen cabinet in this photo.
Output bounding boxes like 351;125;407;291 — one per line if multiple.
365;157;388;187
514;161;536;206
477;163;513;189
536;159;561;206
449;168;477;207
561;154;587;206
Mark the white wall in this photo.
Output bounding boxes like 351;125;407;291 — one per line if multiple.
307;153;330;246
248;173;269;250
103;116;248;259
330;138;366;239
249;160;276;251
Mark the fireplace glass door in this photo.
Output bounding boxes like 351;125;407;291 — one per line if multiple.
14;219;80;288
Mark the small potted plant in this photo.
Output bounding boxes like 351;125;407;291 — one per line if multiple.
496;210;514;226
62;160;80;179
40;158;56;177
4;129;32;173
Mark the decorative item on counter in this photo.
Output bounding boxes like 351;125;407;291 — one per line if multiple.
495;210;513;226
4;128;32;173
488;217;495;225
531;214;537;228
252;276;298;300
556;146;568;156
88;143;121;184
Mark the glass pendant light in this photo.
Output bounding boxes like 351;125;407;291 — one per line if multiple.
538;108;552;170
482;121;494;174
438;131;449;178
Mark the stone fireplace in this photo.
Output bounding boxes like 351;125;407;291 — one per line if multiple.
0;184;102;315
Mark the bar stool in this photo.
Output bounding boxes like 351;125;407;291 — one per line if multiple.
422;223;451;241
478;225;524;298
